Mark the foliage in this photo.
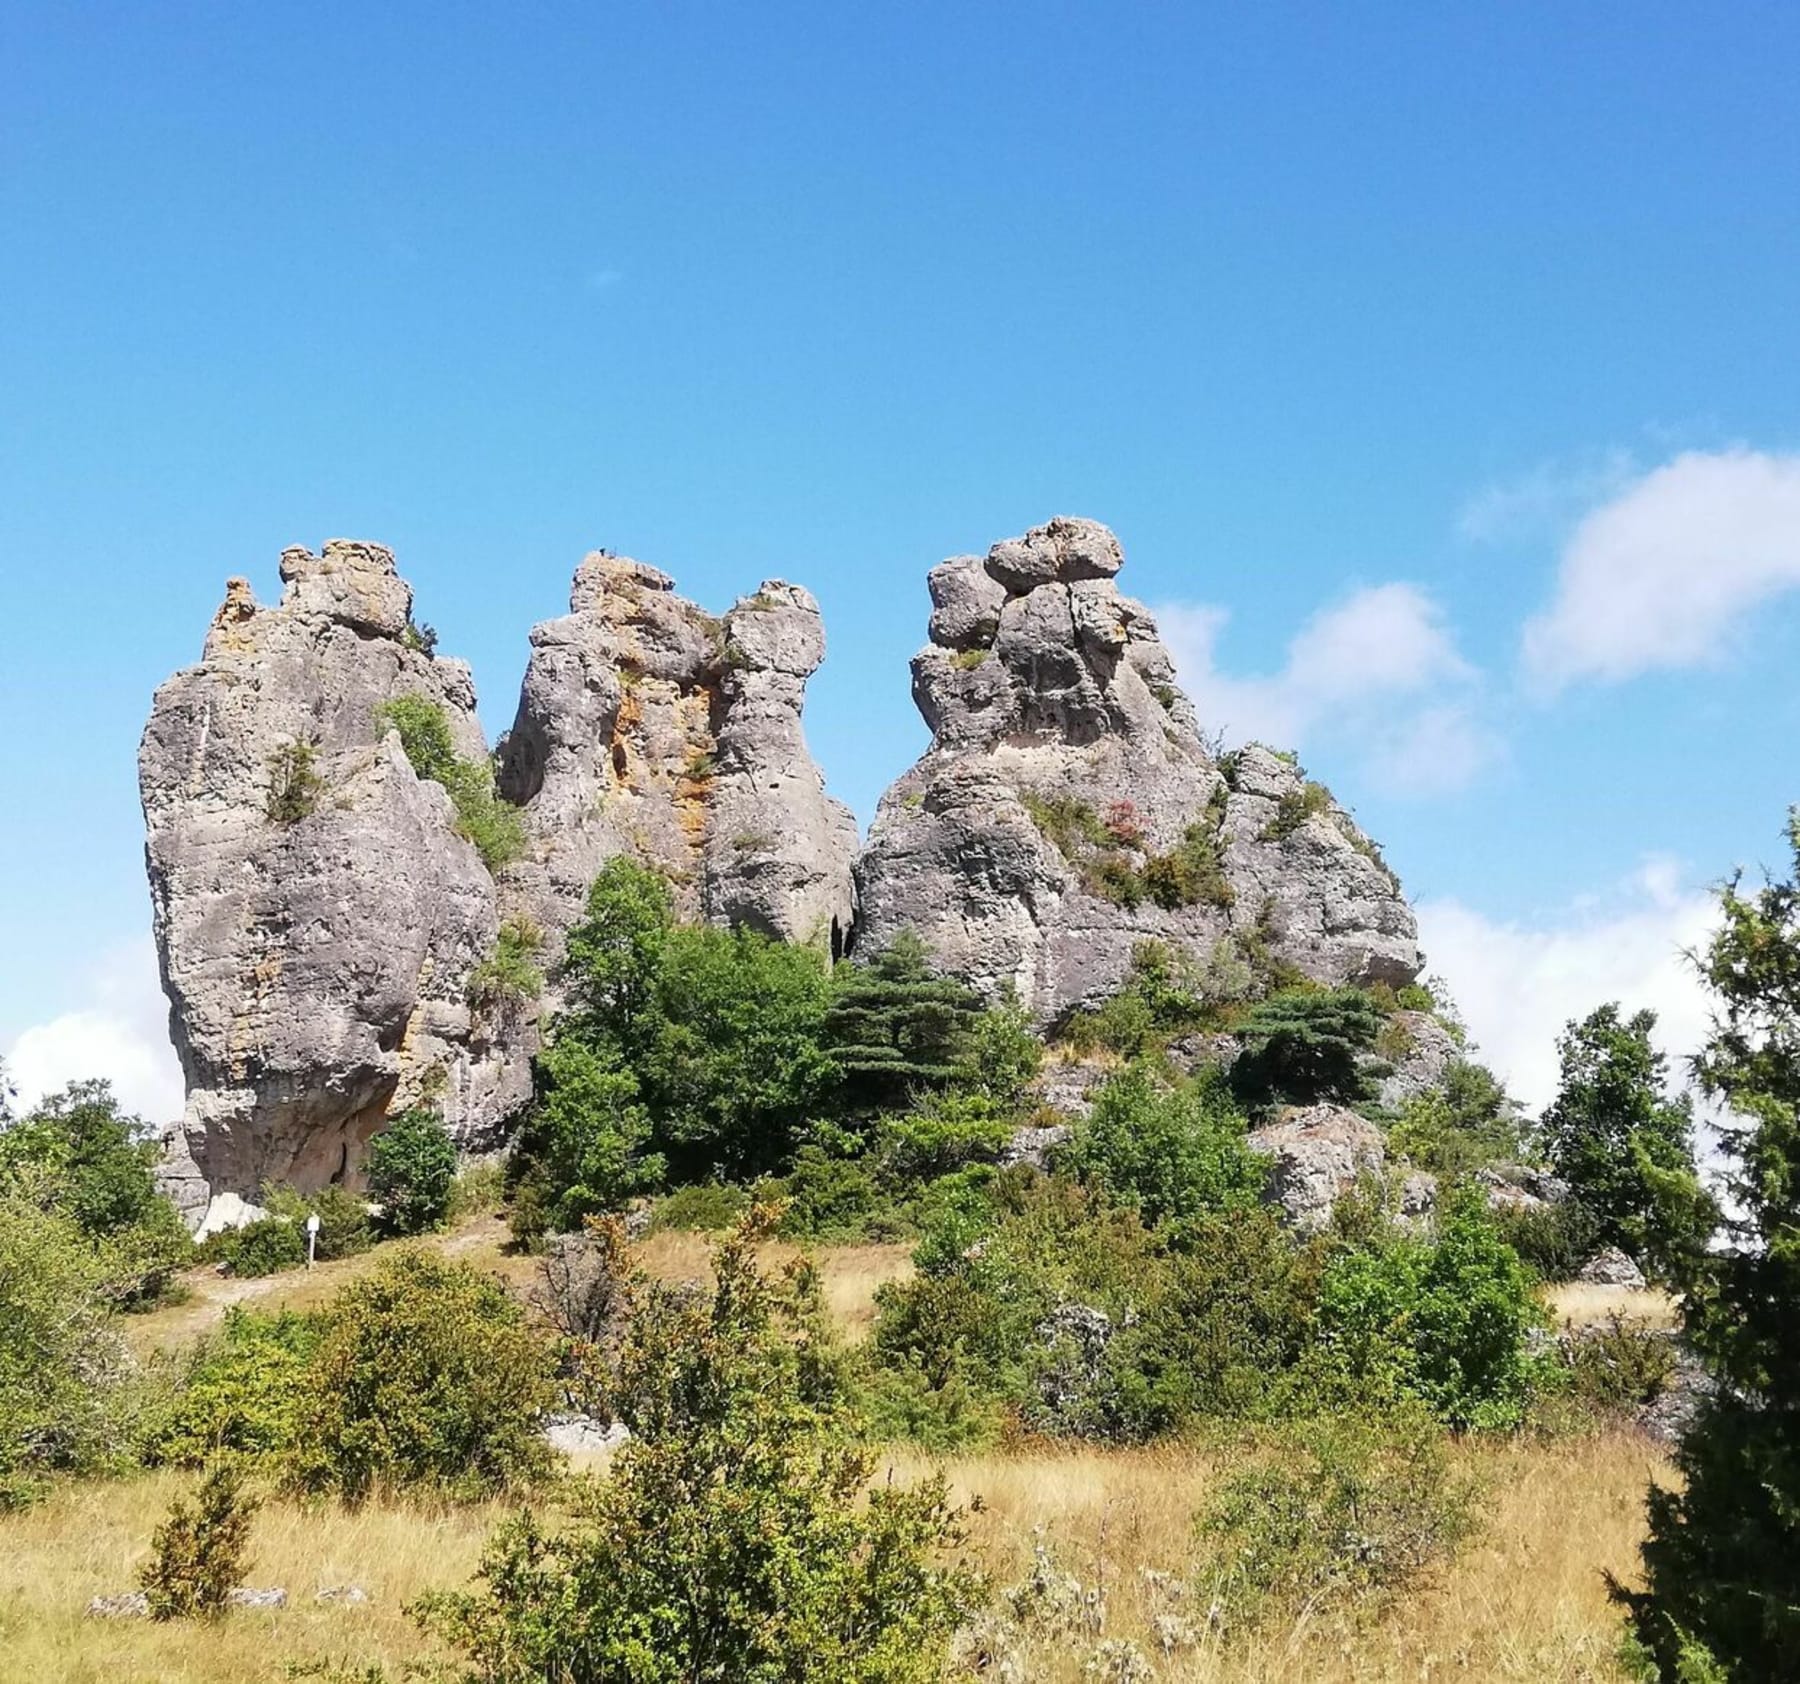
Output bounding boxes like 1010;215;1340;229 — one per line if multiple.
1023;792;1231;911
374;694;525;871
954;990;1043;1111
1620;810;1800;1680
1058;938;1239;1058
1195;1406;1475;1627
417;1215;983;1682
880;1091;1014;1182
402;618;439;657
0;1191;134;1500
366;1108;459;1236
267;738;324;822
1141;822;1234;910
1539;1004;1714;1279
287;1251;558;1503
1387;1058;1526;1175
825;932;986;1112
770;1145;891;1242
651;1180;750;1233
1259;779;1331;841
1491;1196;1602;1284
1562;1318;1679;1418
1066;1063;1265;1231
1312;1182;1550;1430
1230;986;1386;1112
139;1463;260;1620
201;1215;305;1277
561;857;677;1051
263;1184;374;1262
142;1310;321;1468
468;916;545;1013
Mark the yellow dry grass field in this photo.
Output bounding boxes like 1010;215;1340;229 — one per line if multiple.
0;1433;1669;1684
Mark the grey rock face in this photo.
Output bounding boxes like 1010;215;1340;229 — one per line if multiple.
855;518;1421;1018
140;544;531;1211
497;557;857;971
1248;1104;1387;1232
1373;1010;1460;1111
1577;1245;1648;1289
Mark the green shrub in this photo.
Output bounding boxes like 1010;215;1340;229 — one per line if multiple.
1259;779;1331;841
1066;1063;1266;1231
468;916;545;1012
203;1216;306;1278
1491;1196;1601;1283
366;1109;458;1236
1563;1318;1678;1418
267;739;324;823
771;1146;889;1242
1386;1058;1525;1175
140;1463;260;1620
881;1091;1014;1181
1230;987;1386;1112
143;1310;320;1468
0;1191;134;1497
1142;822;1234;910
288;1251;558;1503
1312;1183;1550;1431
651;1180;751;1233
375;694;526;871
263;1184;373;1262
953;991;1042;1110
1195;1406;1475;1627
858;1362;1004;1452
1057;939;1216;1058
446;1159;507;1223
417;1216;982;1683
1021;792;1111;856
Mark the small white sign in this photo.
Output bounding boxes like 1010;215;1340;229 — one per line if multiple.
305;1211;321;1267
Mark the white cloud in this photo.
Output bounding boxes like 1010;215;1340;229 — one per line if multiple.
1416;859;1717;1115
4;938;185;1126
1155;584;1496;794
1521;447;1800;692
1457;448;1639;546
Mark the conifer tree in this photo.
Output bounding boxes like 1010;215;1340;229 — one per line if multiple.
824;932;984;1112
1620;811;1800;1680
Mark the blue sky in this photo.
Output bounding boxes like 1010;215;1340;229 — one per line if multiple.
5;2;1799;1116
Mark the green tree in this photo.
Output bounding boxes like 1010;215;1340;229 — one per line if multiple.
139;1463;259;1620
824;933;985;1112
510;1040;664;1241
562;857;677;1055
1388;1058;1526;1175
1067;1063;1266;1231
1620;812;1800;1679
288;1251;558;1502
365;1108;458;1236
418;1214;981;1682
1229;987;1386;1112
1539;1004;1713;1276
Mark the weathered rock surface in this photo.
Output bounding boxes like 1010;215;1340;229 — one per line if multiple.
497;556;857;968
1248;1103;1387;1232
1374;1010;1460;1112
854;518;1421;1018
140;543;530;1213
1577;1245;1648;1289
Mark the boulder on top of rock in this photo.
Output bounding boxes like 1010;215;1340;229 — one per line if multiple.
1248;1103;1387;1232
855;517;1421;1019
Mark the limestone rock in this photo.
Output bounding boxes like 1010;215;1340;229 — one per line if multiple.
85;1592;149;1619
1577;1246;1648;1289
140;543;530;1213
1374;1011;1461;1111
855;518;1421;1018
1248;1103;1387;1232
497;557;857;972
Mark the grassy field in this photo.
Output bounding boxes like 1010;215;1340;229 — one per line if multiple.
6;1222;1672;1683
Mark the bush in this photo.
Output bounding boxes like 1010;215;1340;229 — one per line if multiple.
1563;1318;1679;1418
1491;1196;1601;1284
202;1215;305;1278
1229;987;1386;1112
267;739;323;823
417;1215;982;1683
1385;1058;1525;1175
366;1109;458;1236
1312;1183;1550;1430
263;1184;374;1262
143;1310;321;1468
1057;939;1216;1057
0;1191;135;1498
375;694;525;871
1195;1406;1475;1627
651;1180;751;1233
140;1463;259;1620
771;1146;890;1242
288;1251;559;1503
1066;1063;1266;1231
469;916;545;1014
881;1091;1013;1181
824;932;986;1113
1259;779;1331;841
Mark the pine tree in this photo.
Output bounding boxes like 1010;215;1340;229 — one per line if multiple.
1619;811;1800;1680
1228;987;1386;1112
824;932;984;1112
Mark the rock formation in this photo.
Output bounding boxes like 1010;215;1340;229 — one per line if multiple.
854;516;1421;1018
143;542;856;1219
141;543;529;1215
496;554;857;964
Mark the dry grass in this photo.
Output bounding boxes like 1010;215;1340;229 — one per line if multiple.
0;1434;1668;1683
1547;1283;1679;1333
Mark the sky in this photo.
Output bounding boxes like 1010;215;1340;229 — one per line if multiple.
4;2;1799;1122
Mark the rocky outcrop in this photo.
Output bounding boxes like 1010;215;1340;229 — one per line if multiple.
140;543;530;1212
497;556;857;968
854;517;1420;1019
1374;1010;1460;1112
1248;1104;1387;1232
